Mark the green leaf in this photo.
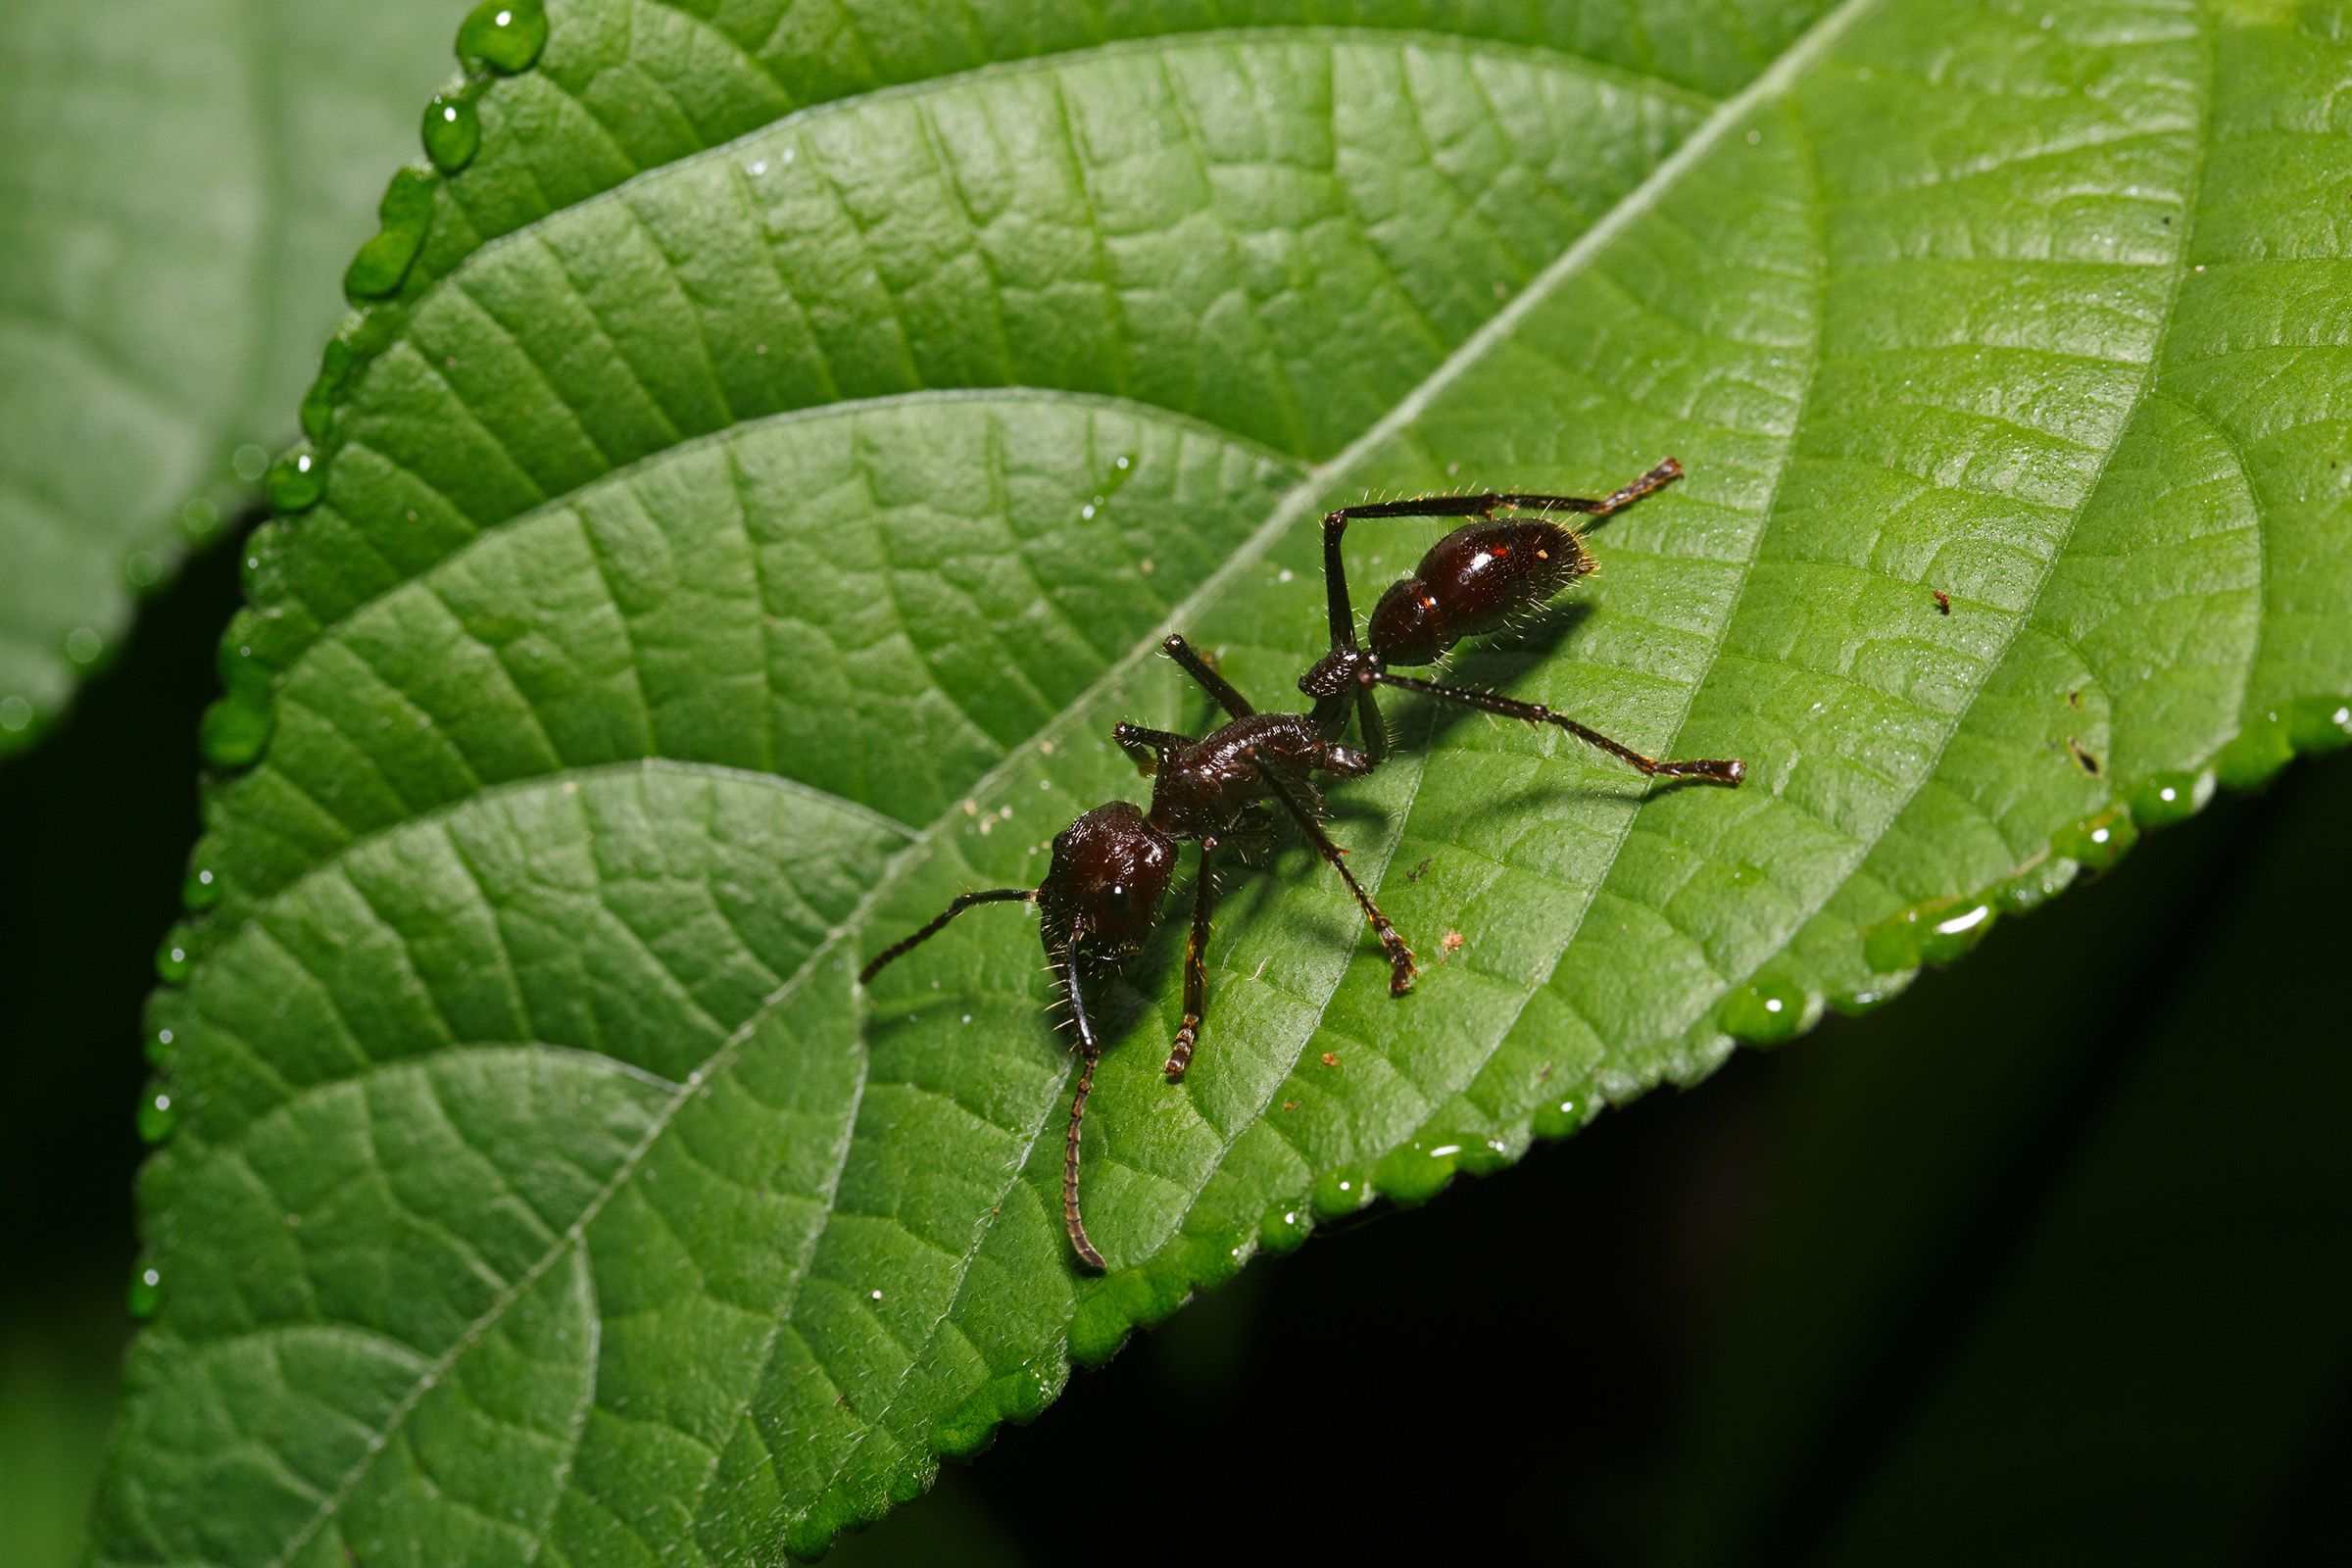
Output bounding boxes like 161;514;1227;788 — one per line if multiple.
0;0;459;750
102;0;2352;1561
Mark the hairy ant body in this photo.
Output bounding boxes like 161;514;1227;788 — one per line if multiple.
858;459;1743;1267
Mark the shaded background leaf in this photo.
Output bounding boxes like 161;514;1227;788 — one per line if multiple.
0;0;459;749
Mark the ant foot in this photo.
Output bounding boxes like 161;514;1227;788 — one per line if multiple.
1655;757;1744;787
1383;936;1418;996
1164;1018;1200;1081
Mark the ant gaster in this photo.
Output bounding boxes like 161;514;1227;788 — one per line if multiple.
858;459;1743;1268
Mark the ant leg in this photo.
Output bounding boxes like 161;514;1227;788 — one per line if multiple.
1160;634;1254;719
1112;721;1192;777
1370;672;1743;786
1052;947;1109;1270
1165;840;1218;1081
860;888;1036;984
1494;458;1683;519
1242;746;1417;995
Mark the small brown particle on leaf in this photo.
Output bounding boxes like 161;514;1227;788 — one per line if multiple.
1281;1100;1298;1110
1320;1053;1339;1067
1138;559;1154;575
1436;930;1465;963
1406;857;1433;883
2066;736;2102;776
1932;589;1950;614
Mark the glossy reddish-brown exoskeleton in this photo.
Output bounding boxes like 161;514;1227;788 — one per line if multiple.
859;458;1742;1268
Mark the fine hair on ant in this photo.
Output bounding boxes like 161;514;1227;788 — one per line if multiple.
859;458;1744;1268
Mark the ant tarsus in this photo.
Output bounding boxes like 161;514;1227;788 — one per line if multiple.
860;460;1745;1268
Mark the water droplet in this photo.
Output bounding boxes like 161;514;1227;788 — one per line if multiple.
2129;769;2205;830
1728;862;1765;888
1080;504;1095;519
457;0;548;73
1114;455;1131;469
231;445;270;482
154;927;195;985
182;863;222;911
1720;975;1807;1045
1374;1140;1459;1204
2287;695;2352;756
269;449;322;512
2051;806;2137;872
344;168;439;301
0;696;31;733
138;1083;177;1144
127;1262;162;1320
1311;1167;1370;1219
1991;855;2077;915
1862;904;1931;974
1532;1094;1590;1141
1257;1203;1310;1254
421;89;481;172
201;698;272;768
146;1026;175;1065
1919;899;1995;964
2213;710;2294;791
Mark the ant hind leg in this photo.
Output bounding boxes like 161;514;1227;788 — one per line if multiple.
1370;671;1742;786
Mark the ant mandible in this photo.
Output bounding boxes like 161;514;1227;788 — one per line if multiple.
858;458;1743;1268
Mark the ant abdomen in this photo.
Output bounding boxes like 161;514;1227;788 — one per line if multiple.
1367;520;1592;665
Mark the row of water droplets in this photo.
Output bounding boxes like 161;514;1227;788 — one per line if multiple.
127;0;555;1325
1713;697;2352;1053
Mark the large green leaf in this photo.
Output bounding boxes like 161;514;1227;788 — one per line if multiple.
0;0;457;750
102;0;2352;1561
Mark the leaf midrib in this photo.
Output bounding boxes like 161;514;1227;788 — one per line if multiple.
262;1;1892;1556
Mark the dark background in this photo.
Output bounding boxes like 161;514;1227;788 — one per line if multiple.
5;528;2349;1566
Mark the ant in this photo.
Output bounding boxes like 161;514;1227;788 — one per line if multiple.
858;459;1743;1267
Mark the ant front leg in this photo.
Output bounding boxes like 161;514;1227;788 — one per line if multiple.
1165;838;1218;1081
1159;634;1254;721
1369;672;1743;786
1242;746;1417;995
1113;721;1192;778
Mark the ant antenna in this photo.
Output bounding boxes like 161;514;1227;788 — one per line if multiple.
858;888;1036;984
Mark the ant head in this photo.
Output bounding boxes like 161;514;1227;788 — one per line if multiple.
1038;801;1176;955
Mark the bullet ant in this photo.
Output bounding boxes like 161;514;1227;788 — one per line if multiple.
858;459;1744;1267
